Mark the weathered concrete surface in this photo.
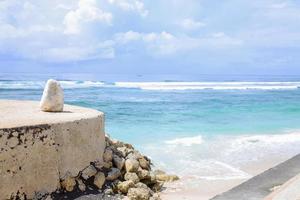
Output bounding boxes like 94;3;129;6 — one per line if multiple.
264;173;300;200
0;100;105;199
211;154;300;200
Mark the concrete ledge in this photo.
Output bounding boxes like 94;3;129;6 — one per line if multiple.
211;154;300;200
264;173;300;200
0;100;105;199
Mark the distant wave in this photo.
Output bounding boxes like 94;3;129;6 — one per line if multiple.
0;80;105;89
115;81;300;90
1;80;300;90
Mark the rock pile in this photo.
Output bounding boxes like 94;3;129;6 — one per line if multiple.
51;136;179;200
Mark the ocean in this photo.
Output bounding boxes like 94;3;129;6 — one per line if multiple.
1;73;300;181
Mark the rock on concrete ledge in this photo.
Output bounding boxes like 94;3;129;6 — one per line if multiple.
0;100;105;199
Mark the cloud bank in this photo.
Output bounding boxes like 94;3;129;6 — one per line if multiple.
0;0;300;74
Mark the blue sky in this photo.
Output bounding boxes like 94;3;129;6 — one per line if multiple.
0;0;300;75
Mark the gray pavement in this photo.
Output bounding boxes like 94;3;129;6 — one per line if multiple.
211;154;300;200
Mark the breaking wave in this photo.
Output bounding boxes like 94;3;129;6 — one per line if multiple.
114;82;300;90
1;80;300;90
165;135;203;146
144;132;300;181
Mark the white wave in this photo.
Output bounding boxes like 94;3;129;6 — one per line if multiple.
0;80;105;89
165;135;203;146
218;132;300;165
233;132;300;145
144;131;300;181
0;81;44;89
59;81;105;88
114;81;300;90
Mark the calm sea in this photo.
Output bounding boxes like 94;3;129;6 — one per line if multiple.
1;73;300;180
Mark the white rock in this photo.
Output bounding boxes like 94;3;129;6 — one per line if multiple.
40;79;64;112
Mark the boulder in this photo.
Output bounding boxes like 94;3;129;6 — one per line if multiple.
135;182;149;190
113;155;125;170
117;180;135;194
40;79;64;112
151;182;164;192
124;172;140;183
127;188;151;200
155;174;179;182
138;158;150;170
137;168;150;180
125;159;139;172
111;139;125;148
104;188;114;195
94;172;105;189
127;151;143;160
76;178;86;192
117;147;128;157
61;175;76;192
103;148;113;162
106;168;121;181
81;165;97;180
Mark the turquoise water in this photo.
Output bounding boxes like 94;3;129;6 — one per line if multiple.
1;73;300;179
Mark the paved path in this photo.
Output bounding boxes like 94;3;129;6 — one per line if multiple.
211;154;300;200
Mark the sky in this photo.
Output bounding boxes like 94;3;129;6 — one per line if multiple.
0;0;300;75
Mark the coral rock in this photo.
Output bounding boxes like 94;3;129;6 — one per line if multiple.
138;158;150;170
127;188;151;200
76;178;86;192
124;172;140;184
81;165;97;180
94;172;105;189
40;79;64;112
125;159;140;172
117;180;135;194
113;155;125;170
137;169;150;180
103;148;113;162
106;168;121;181
61;175;76;192
155;174;179;182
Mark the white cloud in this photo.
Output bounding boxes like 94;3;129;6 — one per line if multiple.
0;0;116;62
179;18;206;30
212;32;225;38
40;42;115;62
115;30;243;56
0;24;58;39
115;31;177;55
115;31;174;43
270;2;288;9
63;0;113;35
108;0;148;17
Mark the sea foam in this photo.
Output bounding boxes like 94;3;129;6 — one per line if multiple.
165;135;203;146
145;132;300;181
114;81;300;90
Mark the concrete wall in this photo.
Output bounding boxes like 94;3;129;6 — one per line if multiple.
0;100;105;199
